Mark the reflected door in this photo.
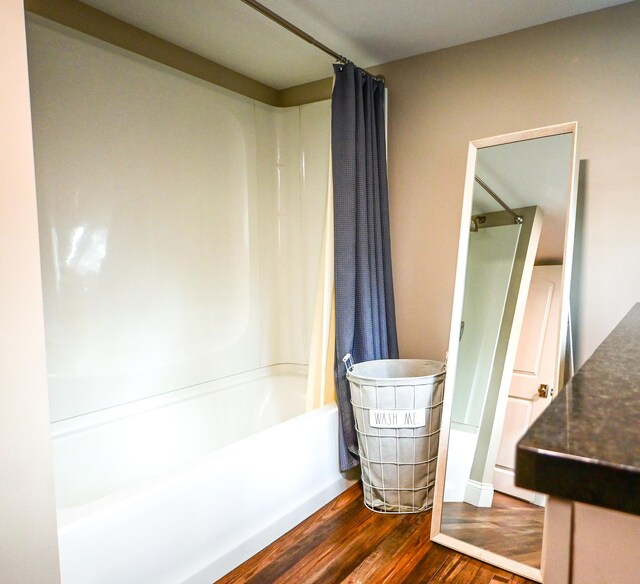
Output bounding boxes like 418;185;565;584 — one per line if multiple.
493;265;562;503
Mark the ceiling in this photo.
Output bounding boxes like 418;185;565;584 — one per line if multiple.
473;133;574;264
80;0;630;90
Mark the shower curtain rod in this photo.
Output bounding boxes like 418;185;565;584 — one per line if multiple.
240;0;383;81
474;175;523;224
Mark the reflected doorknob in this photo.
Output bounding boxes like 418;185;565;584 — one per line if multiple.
538;384;553;398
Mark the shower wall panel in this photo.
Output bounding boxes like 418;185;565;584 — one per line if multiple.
300;102;332;359
27;15;330;421
256;102;331;367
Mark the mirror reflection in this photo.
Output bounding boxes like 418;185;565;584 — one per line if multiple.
432;125;578;581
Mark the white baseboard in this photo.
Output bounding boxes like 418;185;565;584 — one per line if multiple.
493;465;546;506
464;479;494;507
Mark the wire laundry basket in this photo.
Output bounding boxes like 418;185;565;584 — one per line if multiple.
345;354;446;514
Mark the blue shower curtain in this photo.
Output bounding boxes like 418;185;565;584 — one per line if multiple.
332;62;399;472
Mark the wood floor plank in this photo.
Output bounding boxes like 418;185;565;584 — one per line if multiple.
216;483;538;584
462;557;519;584
271;509;402;583
440;493;544;568
218;485;365;583
343;512;431;583
428;552;479;583
399;541;453;584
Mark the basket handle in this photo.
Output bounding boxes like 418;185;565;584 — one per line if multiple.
342;353;354;373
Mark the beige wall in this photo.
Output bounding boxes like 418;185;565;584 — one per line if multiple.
0;1;60;582
378;1;640;368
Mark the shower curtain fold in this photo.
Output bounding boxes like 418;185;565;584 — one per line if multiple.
305;157;337;412
332;62;398;472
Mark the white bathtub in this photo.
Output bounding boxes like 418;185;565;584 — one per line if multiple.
52;364;353;583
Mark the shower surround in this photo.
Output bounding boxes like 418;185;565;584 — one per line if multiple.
28;15;349;583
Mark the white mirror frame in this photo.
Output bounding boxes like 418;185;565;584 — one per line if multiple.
430;122;580;582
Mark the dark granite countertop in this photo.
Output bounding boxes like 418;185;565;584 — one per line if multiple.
516;303;640;515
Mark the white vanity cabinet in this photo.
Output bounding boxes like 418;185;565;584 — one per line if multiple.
544;498;640;583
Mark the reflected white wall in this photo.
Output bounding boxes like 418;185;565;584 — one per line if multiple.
451;224;519;428
27;15;330;421
445;223;519;501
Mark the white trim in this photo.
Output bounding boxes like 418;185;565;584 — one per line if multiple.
430;139;477;538
431;533;542;582
471;122;577;149
51;363;307;438
464;479;494;508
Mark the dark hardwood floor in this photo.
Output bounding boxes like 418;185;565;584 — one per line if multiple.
441;494;544;568
217;483;537;583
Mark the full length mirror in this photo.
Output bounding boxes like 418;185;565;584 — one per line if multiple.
431;123;580;581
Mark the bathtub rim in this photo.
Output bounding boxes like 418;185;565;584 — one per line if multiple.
51;362;308;440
